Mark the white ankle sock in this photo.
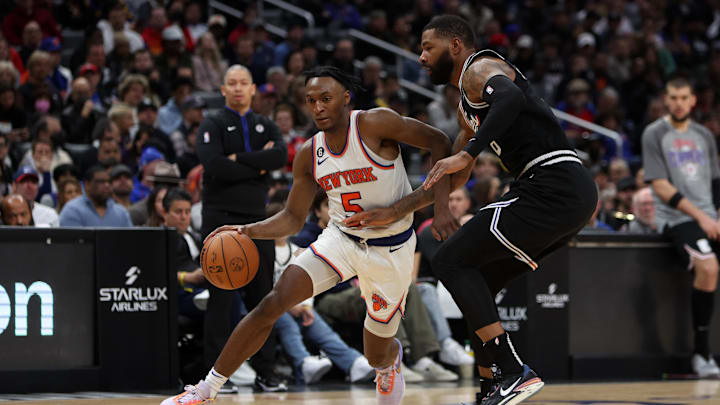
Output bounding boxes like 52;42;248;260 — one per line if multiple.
204;367;228;396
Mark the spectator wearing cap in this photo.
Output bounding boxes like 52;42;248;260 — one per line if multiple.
78;62;108;113
2;0;61;46
61;77;103;144
170;96;205;158
557;78;596;139
39;37;71;98
142;7;169;56
157;76;193;135
96;0;145;55
192;32;227;92
56;176;80;214
155;25;193;82
128;160;183;225
512;34;535;73
207;14;229;60
59;164;132;227
136;99;174;159
83;43;112;93
12;165;58;227
1;193;33;226
17;51;61;115
130;145;165;203
576;32;596;58
621;187;657;234
110;163;133;208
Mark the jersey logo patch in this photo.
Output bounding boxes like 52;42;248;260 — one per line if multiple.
255;124;264;133
486;85;494;95
317;157;329;165
203;132;210;143
372;293;388;312
317;146;325;158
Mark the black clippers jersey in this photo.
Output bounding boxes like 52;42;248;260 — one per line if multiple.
458;49;573;178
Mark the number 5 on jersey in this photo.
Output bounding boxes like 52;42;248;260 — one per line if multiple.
342;192;363;213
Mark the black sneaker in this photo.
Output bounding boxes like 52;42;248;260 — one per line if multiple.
475;377;499;404
218;380;238;394
254;373;289;392
480;365;543;405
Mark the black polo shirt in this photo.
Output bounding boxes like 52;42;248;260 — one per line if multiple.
197;106;287;216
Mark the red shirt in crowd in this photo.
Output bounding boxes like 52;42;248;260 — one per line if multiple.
2;4;60;46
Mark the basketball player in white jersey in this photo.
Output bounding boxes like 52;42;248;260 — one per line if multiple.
161;66;459;405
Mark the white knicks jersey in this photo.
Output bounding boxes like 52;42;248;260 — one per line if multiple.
311;110;413;239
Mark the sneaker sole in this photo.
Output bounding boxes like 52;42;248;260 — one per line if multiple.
305;362;333;384
498;379;544;405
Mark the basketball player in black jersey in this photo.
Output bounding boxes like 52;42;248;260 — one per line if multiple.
345;15;597;405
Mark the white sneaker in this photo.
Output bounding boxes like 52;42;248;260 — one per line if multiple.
401;362;425;383
160;380;213;404
192;290;209;311
228;362;256;386
350;356;376;383
439;338;474;366
693;354;720;378
411;357;458;381
301;355;333;384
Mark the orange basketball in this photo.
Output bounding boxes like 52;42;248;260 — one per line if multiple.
201;231;259;290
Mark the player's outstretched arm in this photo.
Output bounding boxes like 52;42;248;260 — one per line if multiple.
205;141;318;243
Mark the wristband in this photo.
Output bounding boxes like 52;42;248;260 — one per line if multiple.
179;271;193;292
668;192;684;208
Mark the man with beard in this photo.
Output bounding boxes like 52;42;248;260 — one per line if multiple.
642;78;720;377
59;165;132;227
345;15;597;405
110;164;133;208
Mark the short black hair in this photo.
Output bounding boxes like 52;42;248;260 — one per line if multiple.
303;66;361;93
85;165;109;182
53;163;80;184
162;188;192;212
423;15;475;48
666;76;694;93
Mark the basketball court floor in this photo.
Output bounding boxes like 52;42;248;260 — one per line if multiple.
2;380;720;404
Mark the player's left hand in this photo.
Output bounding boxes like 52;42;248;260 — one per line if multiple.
424;151;474;190
343;207;396;229
431;208;460;241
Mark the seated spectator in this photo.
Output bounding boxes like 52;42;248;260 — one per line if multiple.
621;187;657;234
56;177;81;214
106;33;133;82
136;99;175;160
117;74;149;110
267;202;375;384
252;84;278;119
184;1;207;42
584;186;614;232
428;85;460;141
2;0;60;46
266;66;289;101
0;85;27;148
12;165;57;226
157;76;193;136
471;176;500;210
20;138;53;203
97;0;145;55
77;62;109;113
142;7;168;56
130;146;165;203
0;35;25;75
185;164;203;233
465;151;502;190
608;175;637;230
59;165;132;227
156;25;193;81
0;133;11;196
1;193;33;226
61;77;103;144
39;37;71;98
608;157;631;184
170;96;206;158
124;125;153;173
17;50;62;115
177;123;200;178
108;103;135;152
22;116;73;170
192;32;227;92
110;164;133;209
163;188;206;321
0;60;20;88
274;104;304;172
414;189;477;367
145;185;168;227
129;160;183;225
17;20;42;66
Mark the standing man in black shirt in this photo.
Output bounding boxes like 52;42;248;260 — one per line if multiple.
196;64;288;391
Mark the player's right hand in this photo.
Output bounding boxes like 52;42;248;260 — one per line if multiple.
204;224;249;245
699;215;720;240
343;207;396;229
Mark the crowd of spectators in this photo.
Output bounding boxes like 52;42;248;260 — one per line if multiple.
1;0;718;388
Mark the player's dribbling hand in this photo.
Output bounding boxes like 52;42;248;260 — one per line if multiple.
343;207;396;229
204;224;249;244
423;151;474;190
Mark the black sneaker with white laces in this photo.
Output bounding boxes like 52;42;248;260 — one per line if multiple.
480;365;544;405
254;372;289;392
